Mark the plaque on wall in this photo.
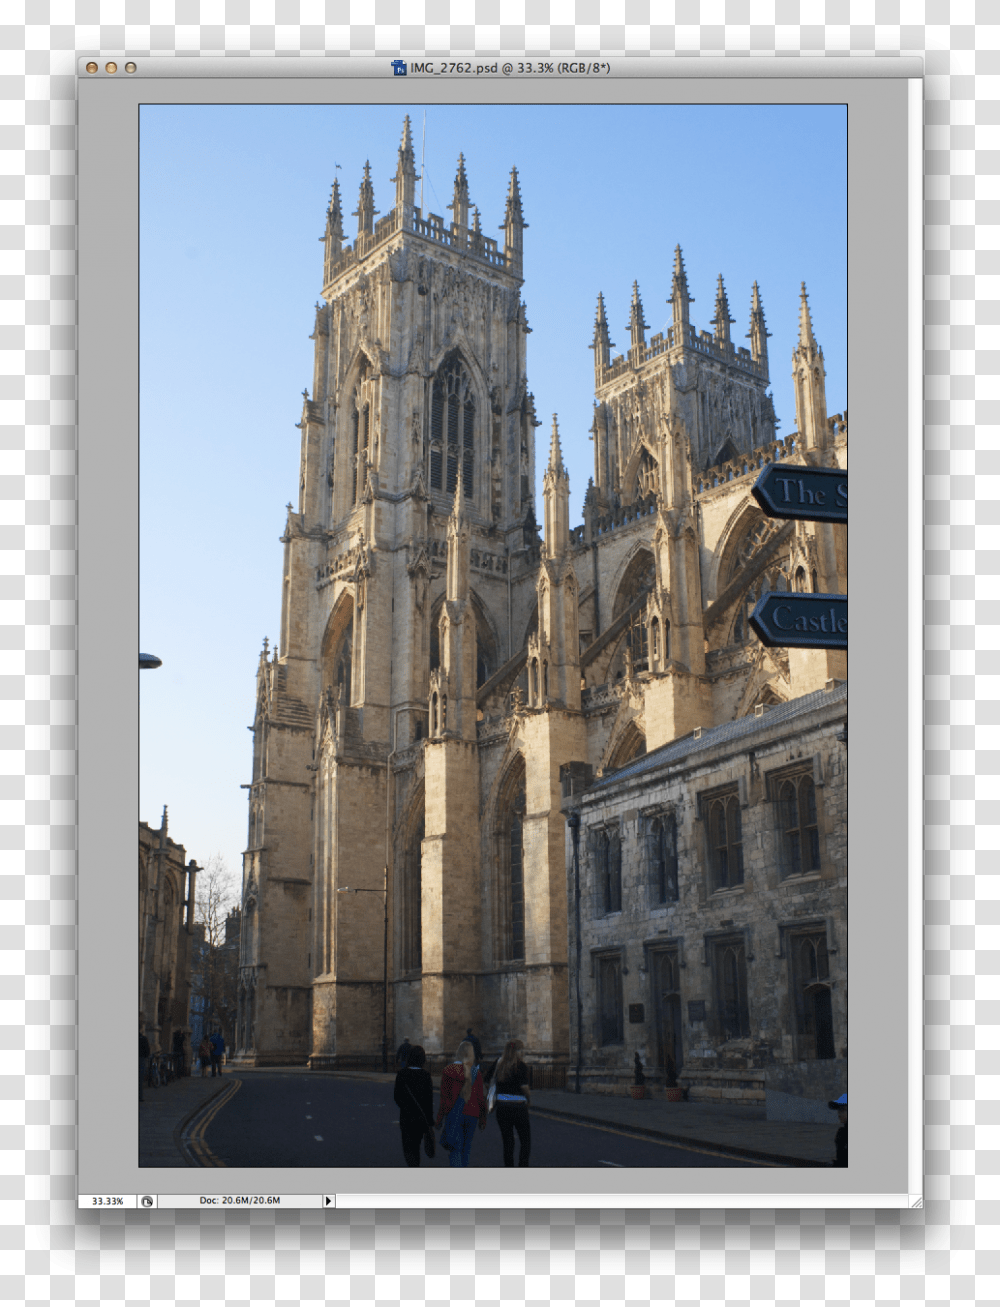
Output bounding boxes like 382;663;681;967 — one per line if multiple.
628;1004;645;1024
687;1000;706;1023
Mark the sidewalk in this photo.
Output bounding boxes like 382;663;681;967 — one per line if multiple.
139;1072;231;1168
140;1066;836;1169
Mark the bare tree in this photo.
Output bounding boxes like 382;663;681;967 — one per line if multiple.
191;854;241;1051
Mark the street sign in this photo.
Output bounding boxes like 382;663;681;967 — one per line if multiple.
749;592;847;650
752;464;847;524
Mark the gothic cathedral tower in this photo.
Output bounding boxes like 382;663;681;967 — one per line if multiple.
238;122;540;1066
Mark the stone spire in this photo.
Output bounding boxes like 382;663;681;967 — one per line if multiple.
322;178;344;281
353;160;378;237
670;244;693;339
543;415;570;557
446;461;470;602
392;116;417;221
747;280;771;375
448;152;470;232
591;292;613;373
628;281;649;351
792;282;828;451
501;166;527;276
711;274;734;347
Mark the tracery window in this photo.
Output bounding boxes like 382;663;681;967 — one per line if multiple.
790;929;835;1059
777;773;820;877
350;359;372;507
647;812;679;904
508;784;525;961
496;766;527;963
705;792;743;890
429;355;475;497
402;811;424;973
595;826;622;914
597;953;624;1045
712;938;751;1039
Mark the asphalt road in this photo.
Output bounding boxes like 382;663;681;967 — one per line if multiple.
193;1074;761;1169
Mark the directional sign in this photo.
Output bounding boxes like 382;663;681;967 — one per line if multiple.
749;592;847;650
752;464;847;525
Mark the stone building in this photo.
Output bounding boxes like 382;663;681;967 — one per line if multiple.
138;807;199;1060
235;121;847;1094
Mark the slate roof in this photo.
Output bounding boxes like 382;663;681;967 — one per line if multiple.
591;682;848;791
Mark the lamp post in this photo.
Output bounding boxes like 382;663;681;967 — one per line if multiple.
566;810;583;1096
337;866;389;1073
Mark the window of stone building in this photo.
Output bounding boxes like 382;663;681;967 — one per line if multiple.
711;937;750;1040
496;760;527;963
594;826;622;914
401;811;424;973
349;358;372;507
647;812;679;903
704;792;743;890
597;952;624;1045
651;948;683;1073
429;355;475;498
775;771;821;877
790;929;835;1059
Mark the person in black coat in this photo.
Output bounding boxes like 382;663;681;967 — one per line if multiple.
828;1094;847;1167
464;1027;483;1065
393;1044;434;1166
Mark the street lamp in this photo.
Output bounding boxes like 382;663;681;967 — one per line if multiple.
566;810;584;1096
336;865;389;1073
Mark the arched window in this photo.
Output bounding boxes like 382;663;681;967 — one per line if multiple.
707;794;743;889
429;356;475;497
648;813;679;903
778;774;820;876
335;619;353;705
714;939;750;1039
350;359;372;506
496;763;527;962
795;566;807;592
791;930;835;1059
595;827;622;914
402;807;424;973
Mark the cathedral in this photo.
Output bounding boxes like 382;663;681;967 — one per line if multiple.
234;119;847;1101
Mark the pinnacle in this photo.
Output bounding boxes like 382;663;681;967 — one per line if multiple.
798;281;816;348
548;414;565;473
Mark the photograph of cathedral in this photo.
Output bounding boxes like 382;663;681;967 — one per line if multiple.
226;111;848;1111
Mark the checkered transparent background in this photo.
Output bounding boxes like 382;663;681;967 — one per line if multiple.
0;4;996;1303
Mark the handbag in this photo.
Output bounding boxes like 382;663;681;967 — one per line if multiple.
401;1078;436;1158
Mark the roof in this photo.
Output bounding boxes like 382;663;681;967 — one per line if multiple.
591;682;848;791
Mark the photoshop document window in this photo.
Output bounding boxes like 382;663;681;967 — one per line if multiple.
78;58;919;1211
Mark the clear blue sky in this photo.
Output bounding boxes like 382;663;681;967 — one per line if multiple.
139;101;846;879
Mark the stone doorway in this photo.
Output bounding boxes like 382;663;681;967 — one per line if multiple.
653;949;682;1075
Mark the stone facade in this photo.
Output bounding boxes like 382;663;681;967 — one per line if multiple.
235;121;847;1095
139;808;199;1060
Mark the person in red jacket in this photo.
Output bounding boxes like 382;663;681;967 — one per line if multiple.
435;1040;487;1167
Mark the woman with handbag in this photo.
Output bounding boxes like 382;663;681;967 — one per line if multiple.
392;1045;435;1166
435;1040;487;1168
492;1039;532;1167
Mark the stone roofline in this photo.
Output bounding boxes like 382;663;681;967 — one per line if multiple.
582;682;848;803
597;321;769;389
322;204;522;294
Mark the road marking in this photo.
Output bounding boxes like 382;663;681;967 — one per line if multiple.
305;1115;312;1119
183;1078;243;1168
529;1109;785;1167
314;1135;324;1142
599;1160;624;1167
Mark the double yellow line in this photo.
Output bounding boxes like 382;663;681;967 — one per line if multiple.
184;1077;242;1167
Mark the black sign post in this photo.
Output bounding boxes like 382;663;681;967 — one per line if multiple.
749;593;847;650
752;464;847;525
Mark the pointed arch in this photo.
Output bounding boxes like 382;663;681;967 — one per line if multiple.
492;752;527;963
399;780;425;974
426;346;488;504
619;438;660;506
605;718;647;773
321;590;355;703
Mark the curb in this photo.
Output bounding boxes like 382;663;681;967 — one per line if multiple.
528;1104;826;1169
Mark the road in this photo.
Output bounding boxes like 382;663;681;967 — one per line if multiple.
188;1074;762;1169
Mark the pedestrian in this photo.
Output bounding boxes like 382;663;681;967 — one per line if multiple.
393;1044;435;1166
396;1035;412;1070
464;1027;483;1065
828;1093;847;1166
435;1040;487;1168
491;1039;532;1167
139;1027;150;1102
210;1029;225;1077
198;1035;212;1079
